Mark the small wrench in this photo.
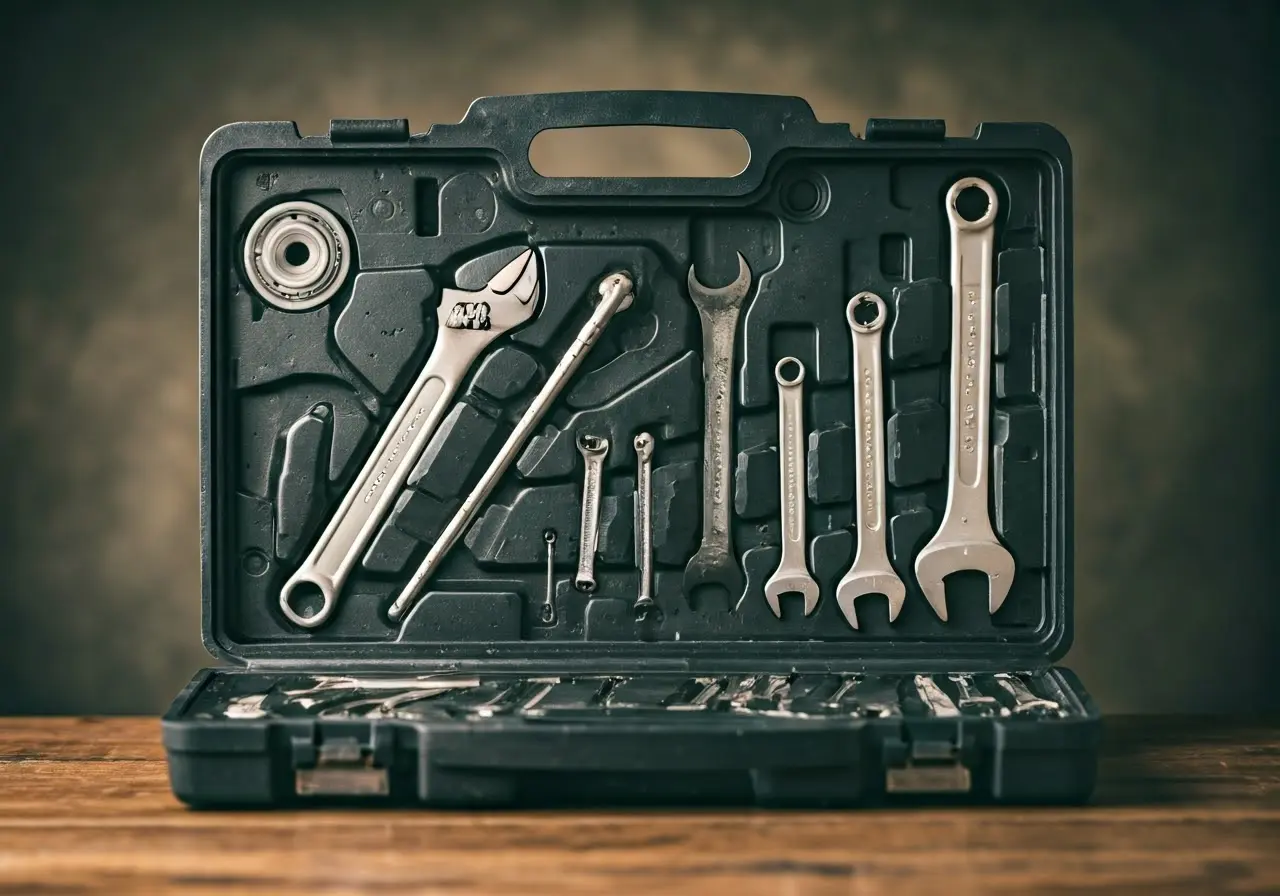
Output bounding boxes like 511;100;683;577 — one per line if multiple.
683;253;752;601
540;530;557;624
914;177;1016;621
836;292;906;629
992;673;1064;717
632;432;655;616
388;271;635;621
949;673;1008;717
764;357;819;617
574;435;609;592
280;248;540;628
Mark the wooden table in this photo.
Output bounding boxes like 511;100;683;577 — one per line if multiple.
0;717;1276;894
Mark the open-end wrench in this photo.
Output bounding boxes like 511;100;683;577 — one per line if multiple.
836;292;906;629
279;248;541;629
388;271;635;622
683;253;752;601
914;177;1016;622
632;432;655;617
574;435;609;592
764;358;820;617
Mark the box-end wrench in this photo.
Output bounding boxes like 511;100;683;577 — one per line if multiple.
683;253;752;602
388;271;635;622
632;432;655;617
764;357;819;617
574;435;609;592
279;248;541;629
914;177;1015;622
836;293;906;629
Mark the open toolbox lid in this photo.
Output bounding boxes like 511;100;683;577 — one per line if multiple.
199;91;1072;675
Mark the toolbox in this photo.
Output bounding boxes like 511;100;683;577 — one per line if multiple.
162;91;1101;808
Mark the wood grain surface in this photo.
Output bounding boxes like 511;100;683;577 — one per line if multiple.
0;716;1277;894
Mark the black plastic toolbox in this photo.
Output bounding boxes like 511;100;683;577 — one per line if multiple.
162;91;1099;808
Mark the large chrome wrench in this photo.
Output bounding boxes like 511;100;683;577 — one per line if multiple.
683;253;752;601
388;271;635;622
764;358;819;616
279;249;541;628
914;177;1015;621
835;293;906;629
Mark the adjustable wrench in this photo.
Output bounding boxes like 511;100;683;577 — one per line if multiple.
683;253;752;601
388;271;635;621
574;435;609;592
836;292;906;629
764;357;819;616
280;249;541;628
914;177;1015;622
632;432;655;616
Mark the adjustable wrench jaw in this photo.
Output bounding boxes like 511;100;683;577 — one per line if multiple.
437;248;541;339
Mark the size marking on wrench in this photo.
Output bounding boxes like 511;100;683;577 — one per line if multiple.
836;292;906;629
914;177;1015;622
388;271;635;622
632;432;655;616
764;357;819;617
683;253;752;602
279;248;540;629
574;435;609;592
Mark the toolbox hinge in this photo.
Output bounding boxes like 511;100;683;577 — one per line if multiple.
291;730;392;797
329;118;411;143
882;723;975;794
864;118;946;142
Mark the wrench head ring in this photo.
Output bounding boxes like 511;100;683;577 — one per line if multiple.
576;433;610;458
846;292;888;334
946;177;999;231
687;252;752;308
763;572;820;618
280;573;338;629
774;356;805;387
633;432;654;459
835;570;906;630
913;538;1016;622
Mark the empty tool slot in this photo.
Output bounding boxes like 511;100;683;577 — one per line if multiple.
414;177;439;236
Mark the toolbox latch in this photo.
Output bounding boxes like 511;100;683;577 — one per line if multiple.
292;734;390;797
864;118;946;142
882;730;973;794
329;118;411;143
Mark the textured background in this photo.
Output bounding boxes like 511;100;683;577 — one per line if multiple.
0;0;1276;714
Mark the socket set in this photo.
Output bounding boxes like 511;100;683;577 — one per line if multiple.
164;92;1099;808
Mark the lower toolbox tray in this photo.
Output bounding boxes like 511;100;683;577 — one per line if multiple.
163;668;1100;808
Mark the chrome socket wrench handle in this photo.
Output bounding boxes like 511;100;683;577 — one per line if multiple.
835;292;906;629
632;432;655;616
763;358;819;616
914;177;1015;622
574;435;609;592
279;248;541;629
388;271;635;622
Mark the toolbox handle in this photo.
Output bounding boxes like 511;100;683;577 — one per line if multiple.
434;90;856;198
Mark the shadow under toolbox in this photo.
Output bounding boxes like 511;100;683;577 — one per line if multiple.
163;91;1100;807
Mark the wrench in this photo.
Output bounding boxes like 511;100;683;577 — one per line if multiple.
914;177;1015;622
836;292;906;629
279;248;541;628
540;529;557;624
764;357;820;617
992;673;1064;717
574;435;609;592
388;271;635;621
683;253;752;601
632;432;655;616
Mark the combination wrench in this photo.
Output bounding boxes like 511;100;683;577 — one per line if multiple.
764;357;819;617
574;435;609;593
683;253;752;601
914;177;1016;622
388;271;635;622
835;292;906;629
279;248;541;629
632;432;655;616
